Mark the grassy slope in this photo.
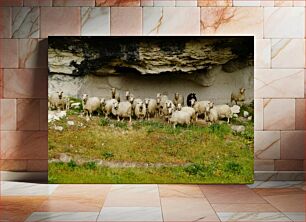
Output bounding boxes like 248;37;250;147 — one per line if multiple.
48;114;254;184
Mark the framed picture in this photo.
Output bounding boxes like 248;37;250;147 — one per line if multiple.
48;36;254;184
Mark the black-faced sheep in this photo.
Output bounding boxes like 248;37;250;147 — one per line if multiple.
187;93;197;107
231;88;245;105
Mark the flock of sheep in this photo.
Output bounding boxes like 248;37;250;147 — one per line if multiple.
48;87;246;128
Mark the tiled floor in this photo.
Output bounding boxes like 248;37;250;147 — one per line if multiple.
0;181;305;222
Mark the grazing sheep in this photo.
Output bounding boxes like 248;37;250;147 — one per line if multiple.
191;99;213;121
169;110;191;128
208;107;218;124
134;101;147;120
144;98;157;120
177;104;196;122
83;96;102;118
231;88;246;105
173;92;184;107
214;104;232;123
112;101;132;122
49;91;66;111
111;88;120;102
156;93;169;116
103;99;118;118
125;91;134;101
187;93;197;107
162;100;175;121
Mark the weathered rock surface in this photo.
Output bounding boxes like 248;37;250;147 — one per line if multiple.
48;37;253;76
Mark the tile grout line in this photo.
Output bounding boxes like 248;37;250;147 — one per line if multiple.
157;184;165;222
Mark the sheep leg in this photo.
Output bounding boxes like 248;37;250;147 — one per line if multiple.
129;116;132;123
117;116;120;121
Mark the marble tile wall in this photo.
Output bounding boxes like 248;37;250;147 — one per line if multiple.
0;0;304;180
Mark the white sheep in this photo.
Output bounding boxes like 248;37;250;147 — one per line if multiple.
82;95;101;118
103;98;118;118
214;104;232;123
111;87;120;102
162;100;175;121
208;107;218;124
112;101;132;122
49;91;65;111
169;110;191;128
125;91;134;101
134;101;147;120
173;92;184;107
177;104;196;122
231;88;246;105
156;94;168;116
144;98;157;120
191;99;213;121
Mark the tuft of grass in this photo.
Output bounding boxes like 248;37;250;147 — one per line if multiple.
67;160;77;169
99;118;110;126
84;161;97;170
225;161;242;173
102;151;114;159
114;121;128;129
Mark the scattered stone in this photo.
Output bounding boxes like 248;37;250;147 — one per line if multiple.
71;102;81;109
243;111;249;118
248;116;252;121
231;125;245;133
233;113;238;118
59;153;72;163
48;111;66;122
67;121;75;126
230;105;240;114
54;126;64;132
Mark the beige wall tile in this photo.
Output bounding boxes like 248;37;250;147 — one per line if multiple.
233;0;260;6
198;0;232;6
154;0;175;6
0;39;18;68
295;99;305;130
176;0;197;6
264;7;305;38
255;69;304;98
271;39;305;68
12;7;39;38
81;7;110;36
141;0;153;6
23;0;52;6
280;130;305;159
275;160;304;171
260;0;274;6
254;99;263;130
143;7;200;35
111;7;142;35
19;39;48;68
53;0;95;6
0;159;27;171
263;99;295;130
0;7;11;38
274;0;293;6
254;160;274;171
17;99;40;131
0;99;17;131
40;7;80;38
255;39;271;69
200;7;263;38
255;131;280;159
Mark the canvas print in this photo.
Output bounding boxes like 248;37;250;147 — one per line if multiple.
48;36;254;184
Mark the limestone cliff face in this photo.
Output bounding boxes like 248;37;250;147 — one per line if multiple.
48;36;254;78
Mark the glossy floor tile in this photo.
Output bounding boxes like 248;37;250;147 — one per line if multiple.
0;182;304;222
217;212;291;221
98;207;163;221
25;212;99;221
1;181;58;196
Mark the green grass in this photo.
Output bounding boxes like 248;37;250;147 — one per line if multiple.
48;110;254;184
48;161;253;184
